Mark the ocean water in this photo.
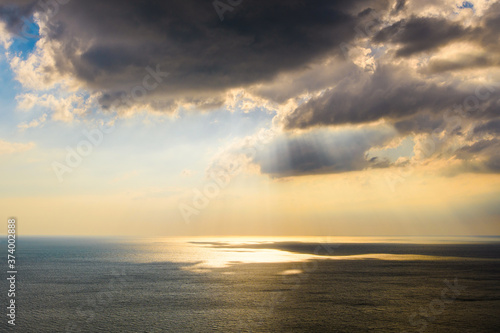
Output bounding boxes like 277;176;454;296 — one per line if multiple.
1;237;500;332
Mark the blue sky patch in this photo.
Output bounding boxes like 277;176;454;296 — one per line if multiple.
458;1;474;10
8;16;40;59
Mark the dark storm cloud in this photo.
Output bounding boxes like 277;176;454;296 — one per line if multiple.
0;0;36;34
455;139;500;172
373;16;473;57
284;65;472;130
459;139;499;154
423;2;500;74
473;119;500;135
0;0;387;109
281;1;500;134
480;1;500;45
393;113;445;135
393;1;500;73
2;0;499;178
425;55;499;74
251;127;395;177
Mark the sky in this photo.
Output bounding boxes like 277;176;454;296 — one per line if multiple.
0;0;499;236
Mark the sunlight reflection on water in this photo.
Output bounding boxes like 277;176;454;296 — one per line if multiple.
119;236;500;273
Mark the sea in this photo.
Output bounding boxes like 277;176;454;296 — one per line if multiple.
0;236;499;332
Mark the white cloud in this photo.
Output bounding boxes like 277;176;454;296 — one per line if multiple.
0;21;12;50
16;93;89;123
18;113;47;130
0;140;35;155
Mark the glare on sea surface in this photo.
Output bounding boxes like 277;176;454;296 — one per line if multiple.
177;237;324;273
122;236;499;273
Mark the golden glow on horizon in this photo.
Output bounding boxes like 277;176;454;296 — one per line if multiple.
1;171;499;236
